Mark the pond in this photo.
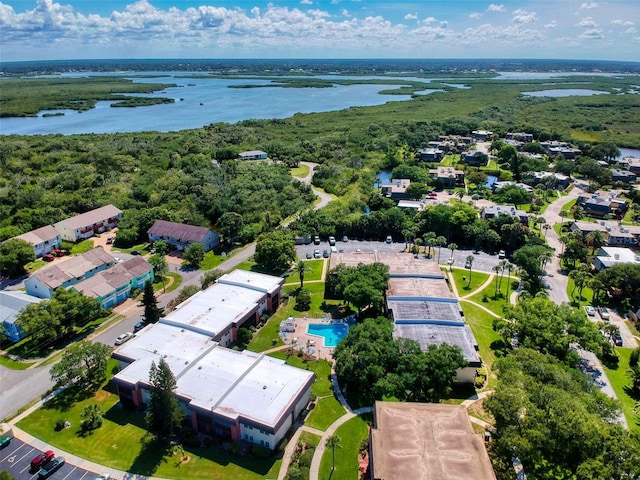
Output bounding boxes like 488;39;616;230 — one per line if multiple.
521;89;610;97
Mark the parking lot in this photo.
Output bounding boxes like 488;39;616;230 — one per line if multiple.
296;240;505;273
0;438;98;480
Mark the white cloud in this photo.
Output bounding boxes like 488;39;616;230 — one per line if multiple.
580;28;603;39
545;20;557;28
300;0;312;5
469;12;482;19
611;19;634;26
577;17;597;28
404;13;417;21
624;27;637;34
487;4;504;12
440;20;448;28
422;16;437;24
341;8;350;17
512;9;537;24
581;2;598;9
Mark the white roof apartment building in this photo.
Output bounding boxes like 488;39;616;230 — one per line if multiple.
111;270;312;450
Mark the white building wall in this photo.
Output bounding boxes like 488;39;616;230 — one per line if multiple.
240;424;277;450
24;277;53;299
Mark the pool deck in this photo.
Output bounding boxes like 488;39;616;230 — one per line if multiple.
282;316;353;362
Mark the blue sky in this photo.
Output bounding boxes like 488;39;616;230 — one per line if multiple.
1;0;638;62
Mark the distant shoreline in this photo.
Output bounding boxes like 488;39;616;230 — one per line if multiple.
2;58;640;76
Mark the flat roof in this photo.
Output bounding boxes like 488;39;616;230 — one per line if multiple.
162;281;266;337
329;252;444;278
387;277;454;299
218;269;284;295
114;322;218;387
393;323;479;364
370;402;496;480
388;298;463;324
114;322;314;429
183;348;314;427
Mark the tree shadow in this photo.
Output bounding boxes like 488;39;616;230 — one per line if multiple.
43;384;99;412
622;385;640;401
127;434;170;477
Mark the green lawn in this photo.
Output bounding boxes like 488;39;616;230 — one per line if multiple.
298;431;321;449
305;396;346;431
268;352;334;398
155;272;182;294
200;250;228;270
25;258;47;273
566;276;594;307
234;260;285;276
318;415;369;480
0;355;34;370
290;164;310;178
469;275;519;316
460;301;506;390
70;239;95;254
602;348;640;433
111;242;150;255
17;364;281;480
283;259;325;285
449;268;490;296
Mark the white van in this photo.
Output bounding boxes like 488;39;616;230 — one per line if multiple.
330;246;338;254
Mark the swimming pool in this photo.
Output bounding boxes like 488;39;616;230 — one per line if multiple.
307;323;350;347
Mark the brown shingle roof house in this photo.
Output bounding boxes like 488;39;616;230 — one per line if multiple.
147;220;220;252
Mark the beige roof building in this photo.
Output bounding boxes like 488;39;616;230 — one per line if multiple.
369;402;496;480
15;225;62;258
53;205;122;242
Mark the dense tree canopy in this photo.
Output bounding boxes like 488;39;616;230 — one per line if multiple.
50;341;112;389
485;349;639;480
0;238;35;278
334;317;465;404
327;262;390;315
254;230;296;273
494;296;609;364
596;263;640;309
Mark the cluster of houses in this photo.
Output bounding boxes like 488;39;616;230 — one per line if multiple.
111;269;313;451
329;252;481;383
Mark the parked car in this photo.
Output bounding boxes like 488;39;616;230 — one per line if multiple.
38;456;65;478
95;474;111;480
313;235;320;245
131;250;141;256
305;252;312;259
447;257;455;265
464;260;472;269
427;192;438;198
498;250;506;259
613;333;623;347
585;306;596;317
133;322;146;333
106;236;114;244
599;307;610;320
0;436;11;449
322;249;330;258
314;249;321;259
342;235;349;242
52;249;65;257
31;450;55;471
115;332;134;345
43;254;55;262
386;235;392;243
328;236;336;246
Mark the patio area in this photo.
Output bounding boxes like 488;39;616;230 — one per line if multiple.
280;315;355;361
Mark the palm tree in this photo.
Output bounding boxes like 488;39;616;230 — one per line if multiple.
570;204;584;221
296;260;311;289
586;230;606;255
542;223;551;238
427;238;437;258
569;269;590;300
497;260;510;292
492;265;502;296
538;250;554;282
447;243;458;271
504;263;514;303
326;434;342;472
436;236;447;263
465;255;474;287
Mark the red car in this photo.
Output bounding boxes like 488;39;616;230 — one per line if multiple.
31;450;55;470
42;254;55;262
52;249;66;257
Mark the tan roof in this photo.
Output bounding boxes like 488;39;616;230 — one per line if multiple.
387;277;453;298
15;225;59;246
74;256;153;298
370;402;496;480
32;247;115;289
329;252;444;278
147;220;211;243
56;205;121;230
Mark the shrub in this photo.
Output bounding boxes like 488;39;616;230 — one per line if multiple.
298;448;315;468
55;419;66;432
630;347;640;367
